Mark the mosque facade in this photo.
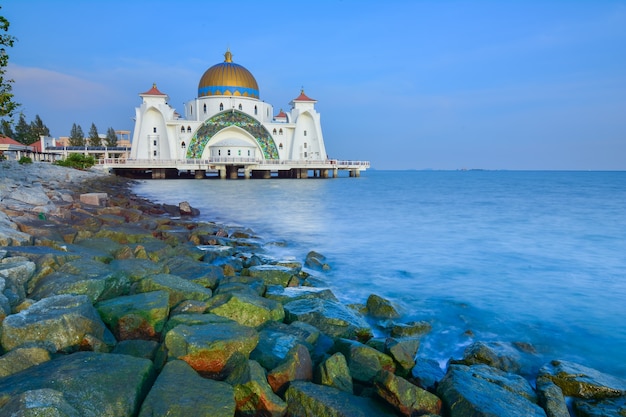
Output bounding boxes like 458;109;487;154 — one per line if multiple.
130;50;328;165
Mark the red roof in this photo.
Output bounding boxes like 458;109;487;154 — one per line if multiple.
276;109;287;118
292;90;316;102
141;83;167;96
31;141;43;152
0;135;23;146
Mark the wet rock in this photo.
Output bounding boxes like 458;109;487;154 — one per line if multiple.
412;357;446;392
1;294;115;353
0;351;155;417
538;359;626;399
205;291;284;327
457;340;528;374
164;322;259;378
370;337;419;378
226;360;287;417
95;290;170;340
198;244;237;263
135;273;212;307
112;339;161;361
536;378;570;417
285;380;398;417
284;298;372;340
138;359;234;417
389;320;432;337
315;352;354;393
248;264;299;287
437;364;545;417
267;344;314;394
573;396;626;417
28;258;130;303
366;294;400;319
162;255;223;289
108;258;166;282
0;388;81;416
251;326;308;371
333;338;396;384
304;250;331;271
161;312;235;335
265;285;339;303
374;369;442;416
0;346;51;378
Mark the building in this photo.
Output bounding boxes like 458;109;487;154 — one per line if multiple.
129;50;346;179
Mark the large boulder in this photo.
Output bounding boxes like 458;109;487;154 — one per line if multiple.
248;264;298;287
285;381;398;417
161;255;223;289
265;285;338;304
315;352;354;393
95;290;170;340
267;344;313;394
226;360;287;417
108;258;166;282
0;351;155;417
0;346;51;378
1;294;115;353
206;291;284;327
374;370;442;416
574;396;626;417
437;364;546;417
284;298;372;340
333;338;396;384
135;273;212;307
366;294;400;319
164;322;259;378
538;360;626;399
138;359;235;417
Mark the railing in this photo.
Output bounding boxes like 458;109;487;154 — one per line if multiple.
98;158;370;168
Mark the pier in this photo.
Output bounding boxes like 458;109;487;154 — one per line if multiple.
98;158;369;179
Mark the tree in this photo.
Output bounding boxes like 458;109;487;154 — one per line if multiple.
1;119;13;138
30;114;50;141
105;127;118;147
0;8;19;120
14;113;37;144
88;122;101;146
68;123;85;146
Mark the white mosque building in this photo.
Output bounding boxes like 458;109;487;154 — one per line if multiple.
126;50;369;179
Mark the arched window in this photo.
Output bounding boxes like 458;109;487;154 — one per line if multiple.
187;126;191;133
180;126;185;133
181;141;186;148
238;150;241;156
254;105;258;115
272;128;277;135
248;150;250;156
279;143;283;150
218;150;221;156
219;103;224;111
304;130;307;136
227;149;231;156
238;104;242;110
190;106;193;115
153;127;157;133
279;129;283;135
203;103;207;114
304;143;307;148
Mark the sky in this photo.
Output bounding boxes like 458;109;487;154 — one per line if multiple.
3;0;626;170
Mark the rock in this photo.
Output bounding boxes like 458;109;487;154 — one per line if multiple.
333;338;396;384
1;294;115;353
162;255;223;289
412;357;446;392
0;223;33;246
28;258;130;303
265;285;339;303
573;396;626;417
389;320;432;337
248;264;298;287
108;258;166;282
80;193;108;206
138;360;235;417
437;364;545;417
457;341;527;374
0;256;36;303
304;250;331;271
374;370;442;416
251;325;309;371
536;378;570;417
0;388;81;416
284;298;372;340
539;359;626;399
95;290;170;340
285;381;398;417
199;244;237;263
315;352;354;393
366;294;400;319
164;322;259;378
226;360;287;417
267;344;313;394
178;201;197;216
206;291;284;327
0;351;155;417
0;346;51;378
135;273;212;307
112;339;161;361
161;312;235;335
380;337;420;377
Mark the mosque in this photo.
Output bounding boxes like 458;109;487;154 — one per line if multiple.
126;50;367;179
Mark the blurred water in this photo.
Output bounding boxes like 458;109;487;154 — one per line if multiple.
134;170;626;378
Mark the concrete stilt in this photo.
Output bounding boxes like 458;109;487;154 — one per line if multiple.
194;170;206;179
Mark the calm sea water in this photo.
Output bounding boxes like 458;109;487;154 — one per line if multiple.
134;170;626;378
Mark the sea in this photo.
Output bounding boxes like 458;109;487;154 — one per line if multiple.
133;170;626;379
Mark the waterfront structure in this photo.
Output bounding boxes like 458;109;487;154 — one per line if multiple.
119;50;368;179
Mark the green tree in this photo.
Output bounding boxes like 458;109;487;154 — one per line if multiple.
30;114;50;141
104;127;118;147
14;113;37;144
1;119;13;138
88;122;101;146
0;8;19;120
68;123;85;146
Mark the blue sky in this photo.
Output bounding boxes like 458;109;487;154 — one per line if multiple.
4;0;626;170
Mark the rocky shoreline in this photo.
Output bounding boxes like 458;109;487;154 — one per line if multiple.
1;160;625;416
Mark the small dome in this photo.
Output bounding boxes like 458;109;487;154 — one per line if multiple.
198;50;259;99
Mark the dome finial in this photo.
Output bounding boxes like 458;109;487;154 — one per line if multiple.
224;48;233;63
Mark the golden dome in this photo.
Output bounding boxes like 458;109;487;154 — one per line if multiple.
198;50;259;99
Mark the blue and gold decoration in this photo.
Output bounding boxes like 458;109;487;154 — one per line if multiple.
198;50;260;98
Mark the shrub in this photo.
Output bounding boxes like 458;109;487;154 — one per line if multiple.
54;153;95;170
18;156;33;164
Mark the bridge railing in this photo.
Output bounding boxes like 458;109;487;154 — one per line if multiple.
98;158;370;168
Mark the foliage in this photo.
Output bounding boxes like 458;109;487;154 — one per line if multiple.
105;127;118;147
54;153;95;170
30;114;50;141
88;122;102;146
1;119;12;137
14;113;37;144
0;152;6;161
68;123;85;146
18;156;32;164
0;8;19;120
